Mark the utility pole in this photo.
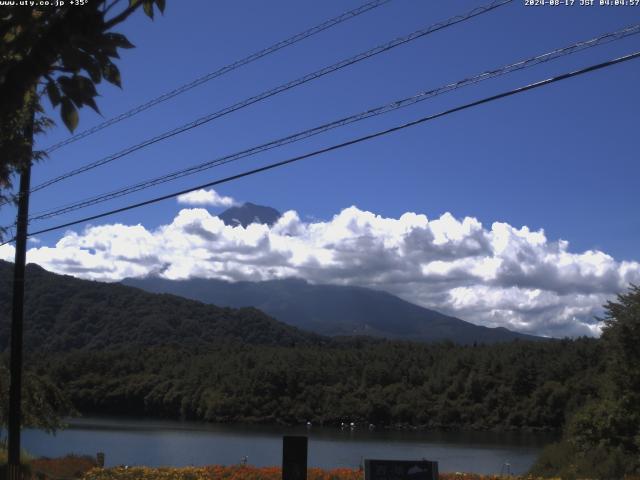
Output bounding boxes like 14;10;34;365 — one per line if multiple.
6;108;34;480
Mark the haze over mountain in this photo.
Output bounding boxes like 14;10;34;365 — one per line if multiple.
123;276;543;344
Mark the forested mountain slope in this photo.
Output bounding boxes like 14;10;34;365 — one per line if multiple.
0;260;324;352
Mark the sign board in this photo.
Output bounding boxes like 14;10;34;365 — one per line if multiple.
364;459;439;480
282;435;308;480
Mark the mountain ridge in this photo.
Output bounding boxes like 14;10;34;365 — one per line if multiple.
217;202;281;227
0;260;325;352
122;275;544;344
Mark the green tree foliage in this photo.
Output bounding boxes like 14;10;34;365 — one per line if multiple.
530;285;640;478
0;360;76;433
33;339;602;432
602;285;640;403
0;0;165;194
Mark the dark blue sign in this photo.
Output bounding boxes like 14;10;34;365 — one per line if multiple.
364;459;439;480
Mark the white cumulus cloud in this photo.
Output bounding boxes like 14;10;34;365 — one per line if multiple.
18;206;640;339
0;243;15;262
176;188;237;207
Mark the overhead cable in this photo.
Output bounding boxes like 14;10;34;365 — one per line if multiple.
1;49;634;245
43;0;392;154
31;0;513;193
28;24;640;222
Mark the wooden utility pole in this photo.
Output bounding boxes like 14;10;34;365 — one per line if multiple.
6;109;34;480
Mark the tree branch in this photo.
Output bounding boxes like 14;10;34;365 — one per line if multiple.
103;3;140;30
104;0;124;15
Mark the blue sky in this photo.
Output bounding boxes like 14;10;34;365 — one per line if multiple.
1;0;639;337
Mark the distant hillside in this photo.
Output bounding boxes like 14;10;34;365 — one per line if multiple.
0;262;598;433
122;276;543;344
0;260;324;352
218;202;281;227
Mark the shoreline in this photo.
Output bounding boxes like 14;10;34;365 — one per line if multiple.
62;413;562;436
22;416;550;475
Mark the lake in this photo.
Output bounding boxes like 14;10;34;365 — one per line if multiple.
22;417;555;475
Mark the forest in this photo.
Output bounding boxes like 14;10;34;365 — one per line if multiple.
30;338;601;431
0;261;639;476
0;261;603;432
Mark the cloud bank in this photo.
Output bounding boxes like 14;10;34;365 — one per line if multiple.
2;201;637;338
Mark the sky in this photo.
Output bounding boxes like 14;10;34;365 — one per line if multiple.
1;0;639;338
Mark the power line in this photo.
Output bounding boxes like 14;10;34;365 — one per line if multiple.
27;24;640;222
30;0;513;194
42;0;392;154
2;49;635;246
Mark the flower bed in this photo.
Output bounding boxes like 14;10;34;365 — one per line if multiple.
80;465;543;480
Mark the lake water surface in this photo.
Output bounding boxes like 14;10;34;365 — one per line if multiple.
22;417;555;475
